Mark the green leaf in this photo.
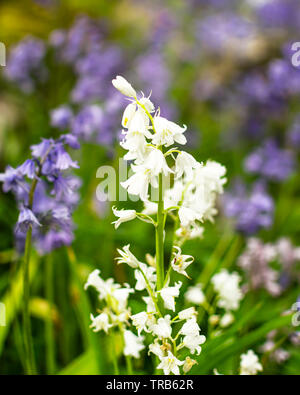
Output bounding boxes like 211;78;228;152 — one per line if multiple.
194;313;293;374
58;349;98;375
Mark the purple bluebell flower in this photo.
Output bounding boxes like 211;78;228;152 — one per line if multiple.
256;0;300;29
1;133;81;254
223;181;274;235
196;13;255;54
5;37;47;93
31;139;54;159
239;238;280;296
59;134;80;150
18;159;36;179
268;59;300;97
54;144;79;171
239;237;300;296
16;207;41;233
71;105;103;141
0;166;26;193
50;106;73;130
244;139;294;182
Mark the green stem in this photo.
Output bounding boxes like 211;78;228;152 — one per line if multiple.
22;227;36;375
111;335;120;375
155;173;165;291
138;266;162;317
125;356;133;375
45;254;55;374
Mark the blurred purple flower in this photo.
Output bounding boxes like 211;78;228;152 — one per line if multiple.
244;139;294;182
50;106;73;130
196;13;255;54
5;37;47;93
239;238;280;296
223;181;274;235
256;0;300;29
72;105;103;141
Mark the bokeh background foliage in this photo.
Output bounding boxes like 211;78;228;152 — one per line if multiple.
0;0;299;375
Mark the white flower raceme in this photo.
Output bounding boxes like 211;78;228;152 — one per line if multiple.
116;244;140;268
185;284;206;305
240;350;263;375
123;330;145;359
112;76;136;98
211;269;243;311
134;262;156;291
157;351;185;375
90;313;112;333
175;152;198;180
151;315;172;339
171;246;194;278
152;116;187;147
112;207;137;229
160;282;182;311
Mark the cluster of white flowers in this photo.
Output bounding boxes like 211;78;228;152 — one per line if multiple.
85;76;228;375
111;75;226;237
240;350;263;375
212;269;243;312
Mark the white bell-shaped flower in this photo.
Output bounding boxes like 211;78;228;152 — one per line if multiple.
122;103;136;129
112;76;137;98
151;315;172;339
160;281;182;311
90;313;112;333
157;351;184;375
240;350;263;375
116;244;140;268
171;246;194;278
123;330;145;359
112;207;137;229
175;151;198;180
152;116;187;147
